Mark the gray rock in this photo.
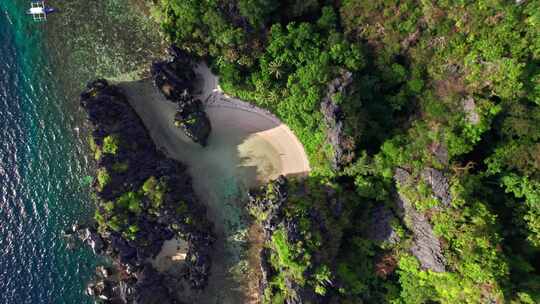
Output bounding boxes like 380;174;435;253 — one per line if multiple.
320;70;355;170
80;227;104;255
421;167;452;207
429;141;449;165
368;204;400;245
394;168;446;272
462;96;480;125
96;266;111;278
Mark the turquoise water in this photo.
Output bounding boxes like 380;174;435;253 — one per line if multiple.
0;2;99;303
0;1;162;302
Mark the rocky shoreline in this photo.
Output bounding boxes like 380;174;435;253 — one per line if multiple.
247;176;353;303
79;79;214;303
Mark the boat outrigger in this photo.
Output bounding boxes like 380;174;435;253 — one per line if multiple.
26;1;55;21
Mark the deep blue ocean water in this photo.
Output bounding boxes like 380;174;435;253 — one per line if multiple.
0;2;99;303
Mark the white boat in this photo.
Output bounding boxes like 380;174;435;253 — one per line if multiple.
26;1;56;21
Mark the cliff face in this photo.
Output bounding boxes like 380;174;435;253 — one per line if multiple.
80;79;214;303
394;168;446;273
321;70;356;170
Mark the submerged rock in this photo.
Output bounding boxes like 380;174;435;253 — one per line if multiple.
394;168;446;272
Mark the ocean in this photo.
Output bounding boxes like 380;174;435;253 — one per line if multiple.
0;1;163;303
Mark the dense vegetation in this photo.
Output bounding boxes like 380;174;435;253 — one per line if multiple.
153;0;539;302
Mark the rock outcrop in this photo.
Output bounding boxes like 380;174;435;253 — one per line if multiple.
80;79;214;303
78;226;104;255
394;168;446;272
421;167;452;208
321;70;356;170
462;96;480;125
367;204;400;245
151;46;211;146
247;175;288;237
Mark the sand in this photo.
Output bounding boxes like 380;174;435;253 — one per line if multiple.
152;237;189;273
118;63;310;303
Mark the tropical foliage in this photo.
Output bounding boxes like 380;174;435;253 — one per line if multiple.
155;0;540;302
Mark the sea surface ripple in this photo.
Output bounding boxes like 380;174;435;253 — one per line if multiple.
0;2;99;303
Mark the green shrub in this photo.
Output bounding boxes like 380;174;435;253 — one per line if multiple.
96;168;111;190
116;192;142;215
271;228;308;283
102;135;120;155
142;176;166;208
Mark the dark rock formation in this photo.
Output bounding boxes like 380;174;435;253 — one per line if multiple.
259;248;273;295
321;70;356;170
247;175;288;237
78;226;105;255
173;96;212;146
394;168;446;272
134;264;179;304
151;46;211;146
367;204;400;245
151;46;195;100
80;79;214;303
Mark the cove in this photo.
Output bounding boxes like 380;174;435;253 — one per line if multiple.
117;63;310;303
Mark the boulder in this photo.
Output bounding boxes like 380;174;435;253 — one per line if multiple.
96;265;112;279
151;46;211;146
173;97;211;146
79;227;104;255
151;47;195;102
